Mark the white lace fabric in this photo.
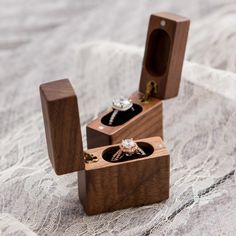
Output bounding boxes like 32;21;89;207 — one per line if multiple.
0;1;236;235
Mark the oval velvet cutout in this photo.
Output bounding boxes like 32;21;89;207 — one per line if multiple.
102;142;154;163
101;103;143;127
146;29;171;76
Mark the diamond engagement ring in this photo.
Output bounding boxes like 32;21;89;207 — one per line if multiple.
109;97;134;125
111;139;146;162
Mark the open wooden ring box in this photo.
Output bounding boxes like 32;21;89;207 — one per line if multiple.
40;79;170;215
39;11;190;215
87;12;190;149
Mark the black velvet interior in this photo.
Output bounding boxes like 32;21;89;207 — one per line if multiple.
102;142;154;163
101;103;142;126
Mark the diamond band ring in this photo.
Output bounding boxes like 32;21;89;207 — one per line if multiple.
111;139;146;162
109;97;134;125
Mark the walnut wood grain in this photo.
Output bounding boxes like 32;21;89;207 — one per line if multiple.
78;136;169;215
139;12;190;99
40;79;85;175
40;80;170;215
86;91;163;148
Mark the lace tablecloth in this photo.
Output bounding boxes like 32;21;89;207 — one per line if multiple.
0;1;236;235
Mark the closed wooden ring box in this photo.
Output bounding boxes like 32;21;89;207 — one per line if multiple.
40;79;170;215
87;12;190;149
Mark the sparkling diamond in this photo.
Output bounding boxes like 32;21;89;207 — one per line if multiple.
112;97;133;111
122;139;136;149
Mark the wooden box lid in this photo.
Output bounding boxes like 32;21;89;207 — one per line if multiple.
40;79;85;175
139;12;190;99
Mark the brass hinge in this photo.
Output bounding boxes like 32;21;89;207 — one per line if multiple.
140;80;158;103
84;152;99;163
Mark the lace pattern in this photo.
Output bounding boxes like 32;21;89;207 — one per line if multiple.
1;1;236;235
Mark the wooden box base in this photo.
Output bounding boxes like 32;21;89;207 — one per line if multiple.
86;91;163;149
78;136;169;215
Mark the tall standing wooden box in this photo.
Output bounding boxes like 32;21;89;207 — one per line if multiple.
40;79;170;215
87;12;190;148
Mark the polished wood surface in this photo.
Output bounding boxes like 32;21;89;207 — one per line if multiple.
40;79;85;175
40;80;169;215
86;91;163;148
78;136;170;215
139;12;190;99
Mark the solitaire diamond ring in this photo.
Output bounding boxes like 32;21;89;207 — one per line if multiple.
109;97;134;125
111;139;146;162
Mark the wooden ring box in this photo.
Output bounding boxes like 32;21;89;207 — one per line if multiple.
40;79;170;215
87;12;190;149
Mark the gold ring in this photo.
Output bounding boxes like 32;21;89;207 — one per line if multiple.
111;139;146;162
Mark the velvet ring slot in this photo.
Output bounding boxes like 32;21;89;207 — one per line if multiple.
102;142;154;162
101;103;143;126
